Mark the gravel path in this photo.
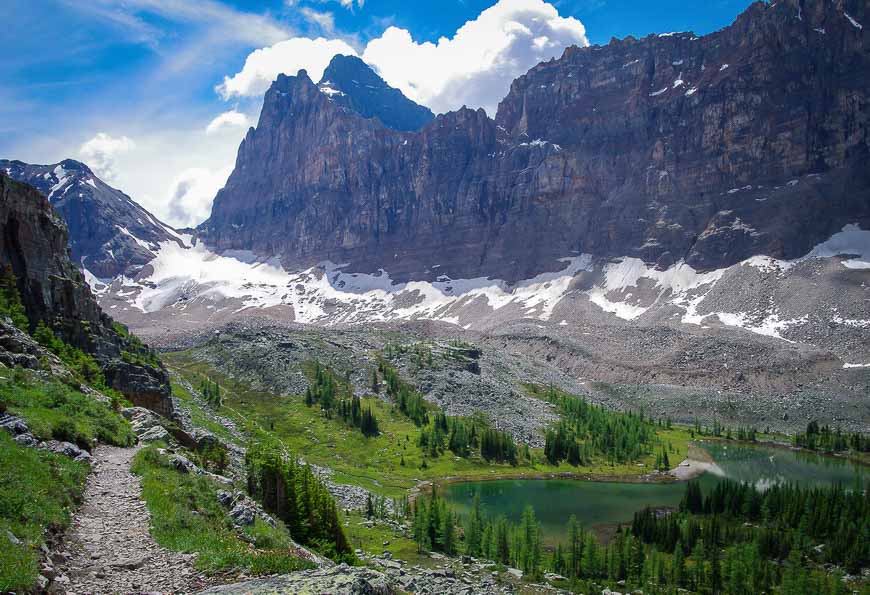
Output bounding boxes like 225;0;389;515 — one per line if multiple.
54;445;209;594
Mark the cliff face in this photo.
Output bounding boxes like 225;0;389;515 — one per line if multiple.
0;174;173;414
0;159;182;278
202;0;869;282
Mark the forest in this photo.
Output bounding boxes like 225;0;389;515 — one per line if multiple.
304;362;380;438
408;477;866;594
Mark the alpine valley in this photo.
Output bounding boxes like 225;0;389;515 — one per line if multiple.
1;0;869;594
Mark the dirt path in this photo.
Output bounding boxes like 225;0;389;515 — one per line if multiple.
53;445;208;594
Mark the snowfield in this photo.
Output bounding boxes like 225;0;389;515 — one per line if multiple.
86;225;870;344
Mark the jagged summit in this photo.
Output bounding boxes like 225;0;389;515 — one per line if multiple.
1;158;183;278
316;54;435;132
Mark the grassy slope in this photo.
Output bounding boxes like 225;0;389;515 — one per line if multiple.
0;422;90;591
165;351;693;499
1;369;135;449
132;446;313;576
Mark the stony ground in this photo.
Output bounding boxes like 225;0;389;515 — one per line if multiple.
52;445;210;594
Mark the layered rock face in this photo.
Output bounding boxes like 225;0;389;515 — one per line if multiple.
202;0;869;283
0;159;181;278
0;174;173;415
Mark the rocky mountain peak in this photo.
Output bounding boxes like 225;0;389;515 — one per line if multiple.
0;158;182;279
316;54;435;132
203;0;869;284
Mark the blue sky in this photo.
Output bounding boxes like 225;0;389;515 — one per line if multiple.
1;0;755;227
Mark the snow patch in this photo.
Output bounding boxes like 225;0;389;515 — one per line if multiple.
116;226;155;252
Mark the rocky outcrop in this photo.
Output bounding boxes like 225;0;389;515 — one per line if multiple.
197;564;395;595
0;174;122;356
317;54;434;132
202;0;869;283
0;174;173;416
0;316;43;369
0;412;92;462
0;159;182;278
104;360;173;417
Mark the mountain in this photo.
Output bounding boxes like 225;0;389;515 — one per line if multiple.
0;173;173;416
0;159;183;278
202;0;869;284
317;54;435;132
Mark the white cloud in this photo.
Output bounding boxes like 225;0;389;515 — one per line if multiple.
79;133;136;182
165;166;233;228
206;110;251;134
362;0;587;115
216;37;357;99
69;120;246;229
221;0;586;116
300;7;336;34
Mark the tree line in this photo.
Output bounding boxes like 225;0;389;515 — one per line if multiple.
794;420;870;454
533;385;657;466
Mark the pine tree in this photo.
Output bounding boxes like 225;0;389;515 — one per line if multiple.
0;265;28;331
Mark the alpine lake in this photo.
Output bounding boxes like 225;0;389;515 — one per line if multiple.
442;442;868;544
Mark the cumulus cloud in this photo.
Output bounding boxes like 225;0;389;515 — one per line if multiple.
206;110;251;134
221;0;586;115
79;133;136;182
362;0;587;115
216;37;357;99
166;166;233;228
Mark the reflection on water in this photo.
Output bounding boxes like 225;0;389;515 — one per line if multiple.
442;442;867;544
701;441;867;490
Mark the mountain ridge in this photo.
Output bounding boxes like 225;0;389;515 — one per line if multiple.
200;0;870;284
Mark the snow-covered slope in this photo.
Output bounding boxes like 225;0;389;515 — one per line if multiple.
92;224;869;361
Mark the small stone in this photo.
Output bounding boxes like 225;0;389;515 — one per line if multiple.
36;575;49;590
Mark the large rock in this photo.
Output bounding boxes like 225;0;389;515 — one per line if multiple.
197;564;395;594
105;361;174;418
202;0;869;283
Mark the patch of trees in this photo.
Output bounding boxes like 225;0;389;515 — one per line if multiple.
245;433;353;563
378;359;429;426
305;362;379;438
417;411;518;464
535;385;655;466
794;421;870;453
199;377;222;407
336;395;379;437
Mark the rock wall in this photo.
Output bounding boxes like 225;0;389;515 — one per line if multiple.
202;0;869;283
